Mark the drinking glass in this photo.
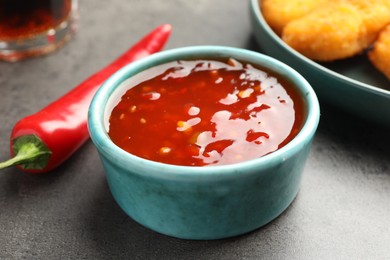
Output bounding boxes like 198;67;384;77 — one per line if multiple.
0;0;78;62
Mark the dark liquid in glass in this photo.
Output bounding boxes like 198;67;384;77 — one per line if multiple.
0;0;72;40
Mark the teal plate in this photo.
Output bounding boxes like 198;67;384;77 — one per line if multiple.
250;0;390;127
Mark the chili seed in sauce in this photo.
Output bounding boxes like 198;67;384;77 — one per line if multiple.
108;58;304;166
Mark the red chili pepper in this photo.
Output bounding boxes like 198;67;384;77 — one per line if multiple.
0;24;172;173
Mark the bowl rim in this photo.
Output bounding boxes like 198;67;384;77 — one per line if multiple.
88;45;320;180
250;0;390;97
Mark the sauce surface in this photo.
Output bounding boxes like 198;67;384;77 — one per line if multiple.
108;58;304;166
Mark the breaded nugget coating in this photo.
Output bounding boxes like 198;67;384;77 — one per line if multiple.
282;2;364;61
346;0;390;47
261;0;326;35
368;24;390;80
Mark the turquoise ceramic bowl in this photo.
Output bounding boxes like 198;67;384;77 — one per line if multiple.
88;46;320;240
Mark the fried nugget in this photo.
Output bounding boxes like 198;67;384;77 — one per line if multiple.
346;0;390;47
368;24;390;80
282;2;364;61
261;0;326;35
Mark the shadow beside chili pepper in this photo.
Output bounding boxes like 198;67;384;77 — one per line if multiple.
0;157;69;200
0;143;101;205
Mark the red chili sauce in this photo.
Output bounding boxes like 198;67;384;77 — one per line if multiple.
108;58;305;166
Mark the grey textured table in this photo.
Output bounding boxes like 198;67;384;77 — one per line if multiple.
1;1;389;259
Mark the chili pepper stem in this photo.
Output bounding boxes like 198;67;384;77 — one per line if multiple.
0;135;51;170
